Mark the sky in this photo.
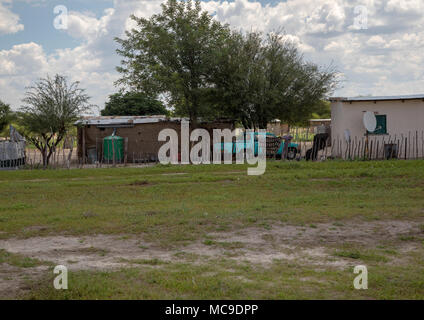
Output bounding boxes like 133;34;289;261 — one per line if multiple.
1;0;423;113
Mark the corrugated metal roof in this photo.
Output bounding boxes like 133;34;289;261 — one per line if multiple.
329;94;424;102
74;115;189;126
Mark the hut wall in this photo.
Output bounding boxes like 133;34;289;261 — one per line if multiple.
77;121;234;162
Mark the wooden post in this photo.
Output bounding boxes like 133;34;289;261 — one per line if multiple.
124;137;128;166
82;126;86;166
112;136;116;167
415;131;418;159
375;140;379;160
365;132;369;159
395;139;398;159
62;139;66;169
404;137;407;160
99;137;103;168
67;137;74;169
422;131;424;159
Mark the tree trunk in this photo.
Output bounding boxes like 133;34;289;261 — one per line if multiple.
42;148;48;168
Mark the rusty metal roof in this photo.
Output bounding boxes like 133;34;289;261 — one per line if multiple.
74;115;189;126
329;94;424;102
74;116;235;126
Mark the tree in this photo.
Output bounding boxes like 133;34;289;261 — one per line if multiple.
116;0;336;128
115;0;231;125
211;31;336;128
0;100;12;133
101;92;168;116
208;31;265;128
311;100;331;120
18;74;91;167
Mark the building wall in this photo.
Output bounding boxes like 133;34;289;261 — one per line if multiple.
331;99;424;159
77;120;234;163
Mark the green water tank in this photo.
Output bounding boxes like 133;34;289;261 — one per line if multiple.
103;135;124;162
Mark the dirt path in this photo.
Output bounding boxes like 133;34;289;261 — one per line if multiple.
1;218;423;298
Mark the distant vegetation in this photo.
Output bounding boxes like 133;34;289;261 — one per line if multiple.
0;100;12;135
101;92;169;116
311;100;331;120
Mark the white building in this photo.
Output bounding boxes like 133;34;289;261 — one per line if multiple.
330;94;424;160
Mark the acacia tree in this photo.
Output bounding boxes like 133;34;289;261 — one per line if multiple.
115;0;231;125
19;75;91;167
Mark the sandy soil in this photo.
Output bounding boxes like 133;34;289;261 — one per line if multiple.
1;218;423;298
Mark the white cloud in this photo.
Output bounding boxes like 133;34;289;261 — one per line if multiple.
0;42;47;76
0;0;24;35
66;9;115;41
0;41;118;110
385;0;424;13
281;34;316;53
367;35;386;47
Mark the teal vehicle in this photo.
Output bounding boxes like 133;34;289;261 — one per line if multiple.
213;132;299;160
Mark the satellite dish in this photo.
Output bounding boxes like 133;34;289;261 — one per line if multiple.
363;111;377;132
344;129;351;142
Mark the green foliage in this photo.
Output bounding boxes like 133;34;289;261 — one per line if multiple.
311;100;331;120
101;92;168;116
115;0;231;123
211;31;336;128
0;100;12;134
115;0;336;127
18;74;91;166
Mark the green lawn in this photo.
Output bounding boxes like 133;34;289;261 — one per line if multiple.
0;160;423;299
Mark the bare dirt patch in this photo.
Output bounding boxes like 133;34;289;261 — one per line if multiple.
0;218;423;298
22;225;49;233
209;219;424;247
0;263;49;299
0;235;175;271
1;219;422;270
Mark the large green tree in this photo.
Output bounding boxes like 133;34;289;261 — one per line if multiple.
18;74;91;167
115;0;231;124
211;31;336;128
116;0;336;128
101;92;168;116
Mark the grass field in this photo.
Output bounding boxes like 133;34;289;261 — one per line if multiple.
0;160;423;299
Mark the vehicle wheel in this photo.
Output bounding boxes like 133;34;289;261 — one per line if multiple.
287;148;297;160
